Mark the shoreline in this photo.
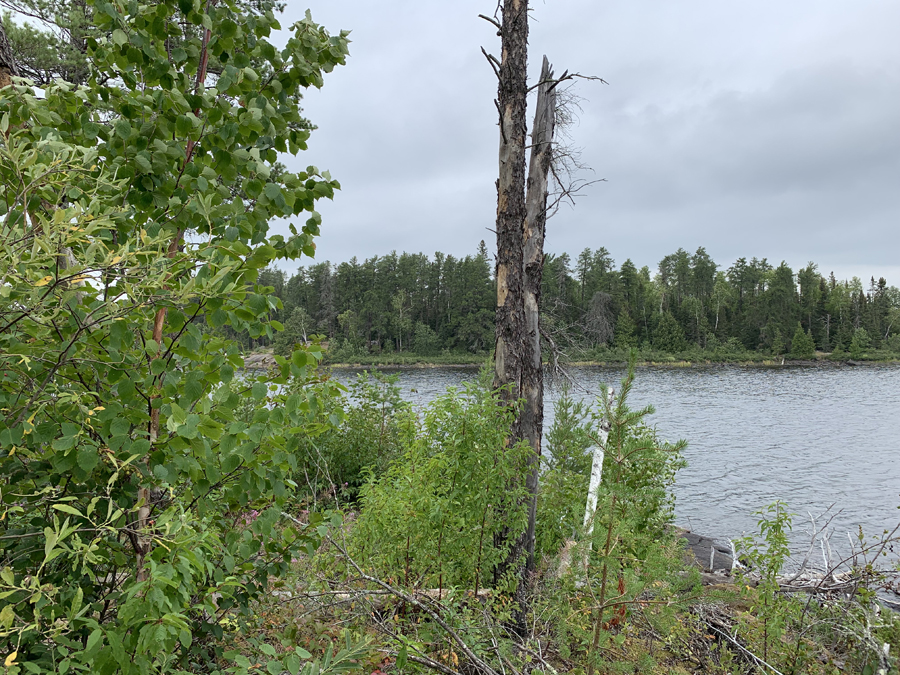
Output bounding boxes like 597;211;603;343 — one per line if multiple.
251;359;900;370
243;353;900;370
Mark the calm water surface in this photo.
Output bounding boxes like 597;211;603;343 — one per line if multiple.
332;364;900;550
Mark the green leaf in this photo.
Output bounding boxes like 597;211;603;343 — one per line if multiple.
167;402;187;432
114;119;132;139
111;29;128;46
264;183;281;201
82;121;100;139
77;446;99;472
251;382;268;400
176;115;193;136
0;605;13;631
85;629;103;654
284;654;300;675
52;504;83;517
134;153;152;173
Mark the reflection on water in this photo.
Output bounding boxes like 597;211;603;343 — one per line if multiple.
330;364;900;548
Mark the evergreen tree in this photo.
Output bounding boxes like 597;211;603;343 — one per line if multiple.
790;323;816;359
653;312;686;352
613;309;637;350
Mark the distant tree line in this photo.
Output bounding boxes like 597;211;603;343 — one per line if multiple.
232;244;900;360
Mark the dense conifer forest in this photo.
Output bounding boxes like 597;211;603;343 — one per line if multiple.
244;244;900;360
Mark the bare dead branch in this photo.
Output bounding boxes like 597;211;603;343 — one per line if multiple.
478;13;502;32
331;540;500;675
480;46;501;79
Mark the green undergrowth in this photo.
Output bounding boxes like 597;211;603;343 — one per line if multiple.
220;359;899;675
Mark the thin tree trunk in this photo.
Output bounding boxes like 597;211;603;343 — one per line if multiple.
521;56;556;578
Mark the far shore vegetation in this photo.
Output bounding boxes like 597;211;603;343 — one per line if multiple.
224;247;900;366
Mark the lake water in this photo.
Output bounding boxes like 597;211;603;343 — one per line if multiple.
331;364;900;554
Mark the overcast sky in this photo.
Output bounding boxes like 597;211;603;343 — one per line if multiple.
272;0;900;286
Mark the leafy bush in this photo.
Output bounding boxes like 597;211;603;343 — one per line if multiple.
293;371;409;503
537;365;686;566
534;360;688;672
0;2;350;672
850;327;872;357
350;381;531;593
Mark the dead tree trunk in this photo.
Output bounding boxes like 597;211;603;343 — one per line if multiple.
490;0;529;593
521;56;556;576
492;0;529;405
488;2;562;634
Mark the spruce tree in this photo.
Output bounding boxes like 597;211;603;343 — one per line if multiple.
790;323;816;359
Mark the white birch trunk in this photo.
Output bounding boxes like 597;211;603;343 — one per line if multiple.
577;387;614;576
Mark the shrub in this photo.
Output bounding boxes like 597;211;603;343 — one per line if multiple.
350;381;531;593
294;371;409;503
0;2;350;672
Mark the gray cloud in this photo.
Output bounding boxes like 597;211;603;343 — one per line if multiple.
271;0;900;284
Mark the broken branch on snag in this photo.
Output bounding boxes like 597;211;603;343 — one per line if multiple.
481;46;501;79
527;71;608;94
478;13;502;31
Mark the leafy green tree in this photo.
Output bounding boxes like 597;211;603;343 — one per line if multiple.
413;321;440;356
0;1;349;671
790;323;816;359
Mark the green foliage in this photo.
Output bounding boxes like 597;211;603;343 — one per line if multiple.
613;309;637;350
412;321;440;356
850;327;872;357
535;386;592;562
294;371;409;503
790;323;816;359
653;312;686;353
259;246;899;363
350;381;532;592
274;306;315;357
0;1;350;672
736;501;799;672
534;359;688;673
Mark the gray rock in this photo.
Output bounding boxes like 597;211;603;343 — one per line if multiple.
676;528;734;572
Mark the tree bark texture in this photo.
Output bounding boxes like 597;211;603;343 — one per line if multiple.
491;0;529;590
521;55;556;575
492;0;529;404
